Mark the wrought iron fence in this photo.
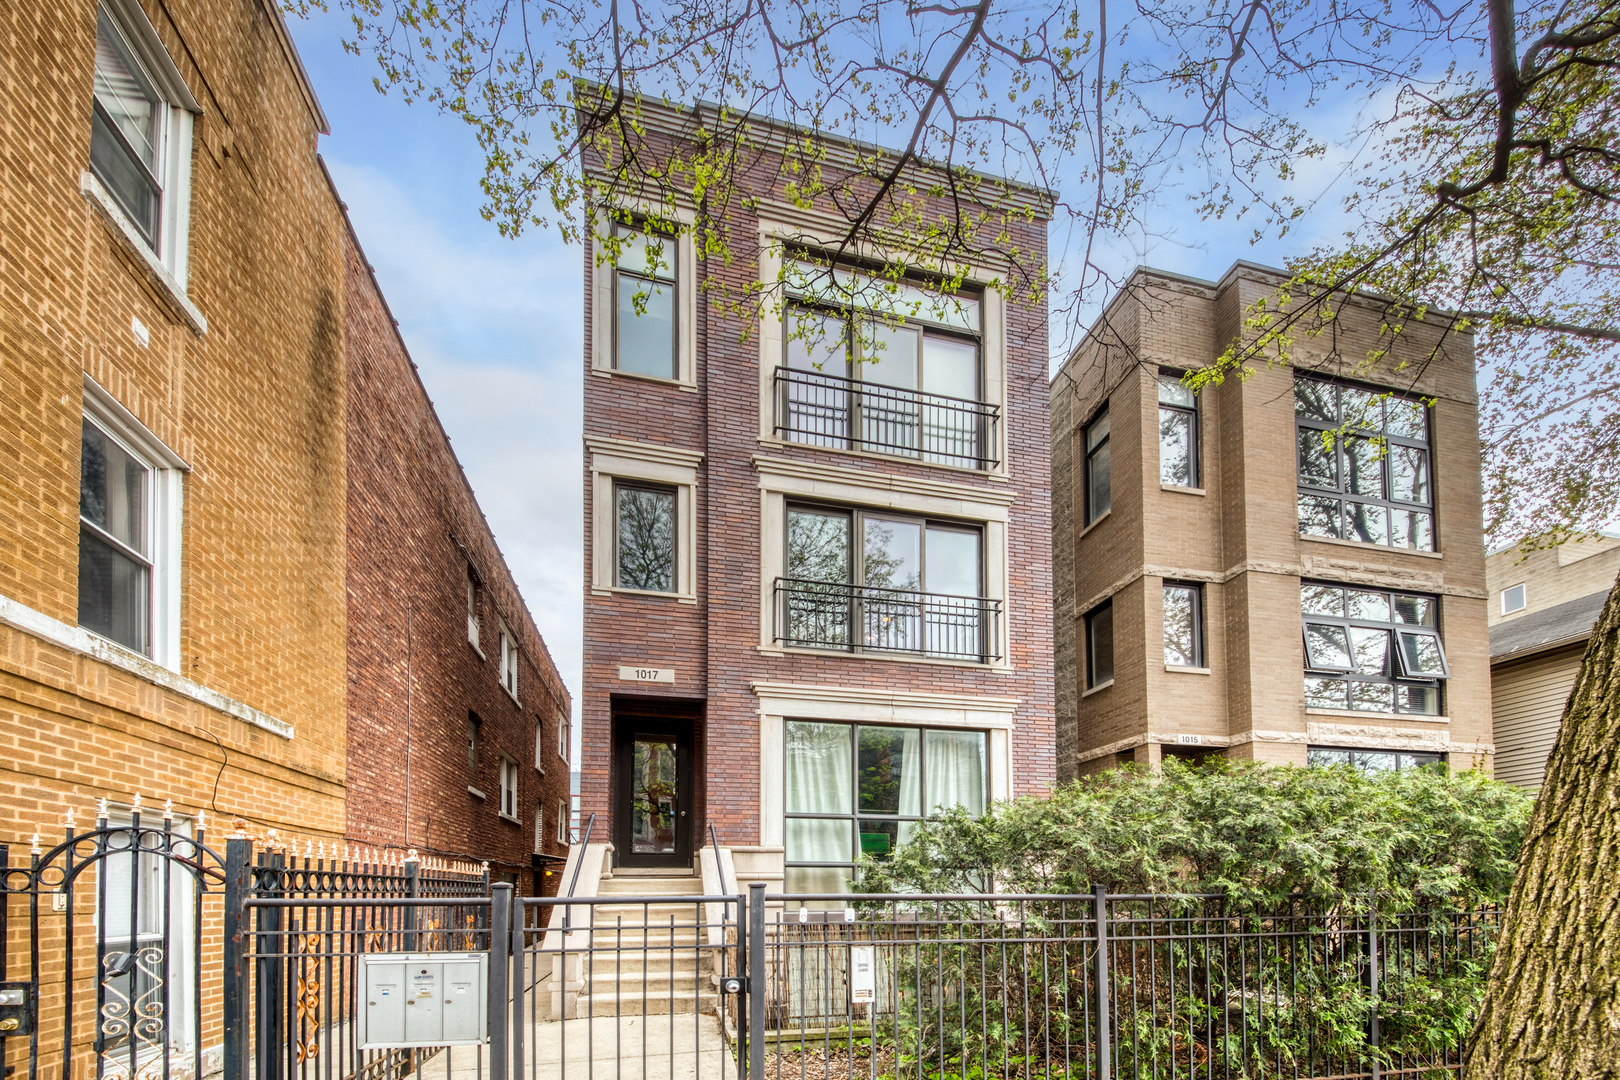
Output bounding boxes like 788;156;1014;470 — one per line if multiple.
774;369;1001;470
775;577;1002;662
752;888;1501;1080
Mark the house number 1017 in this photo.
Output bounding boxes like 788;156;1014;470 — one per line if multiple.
618;666;675;684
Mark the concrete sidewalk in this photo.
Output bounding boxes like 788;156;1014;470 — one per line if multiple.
436;1011;732;1079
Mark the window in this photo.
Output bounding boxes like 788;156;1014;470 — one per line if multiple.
558;710;571;762
467;713;481;770
784;720;986;894
613;222;678;379
775;273;993;468
79;416;152;656
1085;600;1114;688
615;482;676;592
499;623;519;699
1302;583;1449;715
87;2;197;280
534;718;545;771
1158;374;1198;487
1501;583;1527;615
1163;583;1203;667
1295;378;1434;550
467;572;481;650
499;757;520;820
779;505;994;661
534;801;545;853
557;798;570;844
1308;747;1445;773
1084;408;1111;523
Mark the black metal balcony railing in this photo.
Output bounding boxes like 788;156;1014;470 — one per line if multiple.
774;368;1001;470
774;577;1003;662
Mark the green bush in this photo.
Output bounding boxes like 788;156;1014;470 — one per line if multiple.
856;758;1532;912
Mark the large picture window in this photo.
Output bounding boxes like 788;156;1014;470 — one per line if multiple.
1308;747;1445;773
777;505;996;662
1295;378;1434;551
784;720;987;894
1302;582;1449;715
615;482;676;592
612;223;678;379
774;265;994;469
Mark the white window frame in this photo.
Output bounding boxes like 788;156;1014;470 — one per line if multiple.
499;756;520;822
1501;583;1527;615
534;801;546;853
557;798;570;844
467;572;482;652
81;374;186;671
533;717;545;771
499;621;519;701
558;711;571;763
82;0;203;327
590;205;698;388
588;437;701;602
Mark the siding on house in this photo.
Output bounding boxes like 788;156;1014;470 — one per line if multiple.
1490;643;1584;789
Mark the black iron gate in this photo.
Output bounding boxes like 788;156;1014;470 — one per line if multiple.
0;802;227;1080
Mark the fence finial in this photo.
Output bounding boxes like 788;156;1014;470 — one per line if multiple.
63;805;77;831
29;833;41;856
97;798;109;821
131;792;142;813
405;848;420;864
197;809;207;832
229;818;250;840
163;799;175;821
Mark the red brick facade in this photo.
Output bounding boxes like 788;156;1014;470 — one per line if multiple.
579;107;1056;885
341;189;573;894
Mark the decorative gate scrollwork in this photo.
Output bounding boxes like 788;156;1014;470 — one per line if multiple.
0;797;226;1080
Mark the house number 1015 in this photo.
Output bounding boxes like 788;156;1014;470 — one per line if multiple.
618;666;675;684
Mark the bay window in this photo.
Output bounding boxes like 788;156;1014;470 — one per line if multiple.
1302;582;1448;714
784;720;987;894
778;504;997;661
1295;378;1434;550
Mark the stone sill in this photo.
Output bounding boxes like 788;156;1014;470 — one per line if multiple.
1299;534;1444;560
1305;707;1449;725
1165;665;1211;674
468;786;487;800
81;171;207;334
1162;484;1206;496
759;644;1009;673
590;367;698;393
1082;678;1114;697
1078;508;1112;539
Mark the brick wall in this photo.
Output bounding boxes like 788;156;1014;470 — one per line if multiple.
580;113;1056;852
340;196;573;894
0;0;348;841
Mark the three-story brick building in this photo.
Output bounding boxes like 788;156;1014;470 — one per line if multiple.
578;100;1056;894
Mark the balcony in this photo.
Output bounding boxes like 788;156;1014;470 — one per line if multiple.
773;369;1001;470
774;577;1003;663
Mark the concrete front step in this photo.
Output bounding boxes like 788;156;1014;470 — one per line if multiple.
577;990;721;1017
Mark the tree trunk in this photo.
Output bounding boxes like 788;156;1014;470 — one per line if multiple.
1463;573;1620;1079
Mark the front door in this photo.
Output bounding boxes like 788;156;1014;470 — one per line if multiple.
614;719;693;867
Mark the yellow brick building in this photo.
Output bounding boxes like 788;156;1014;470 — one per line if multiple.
0;0;347;846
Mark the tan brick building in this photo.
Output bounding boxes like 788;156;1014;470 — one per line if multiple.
578;101;1056;894
1486;533;1620;789
1051;264;1493;776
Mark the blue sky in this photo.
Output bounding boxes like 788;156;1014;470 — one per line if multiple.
285;9;1372;733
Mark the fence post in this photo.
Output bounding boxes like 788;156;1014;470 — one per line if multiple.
748;883;766;1080
489;883;512;1080
1094;884;1111;1080
1368;896;1381;1080
253;852;284;1080
511;893;526;1080
403;854;419;951
222;837;252;1080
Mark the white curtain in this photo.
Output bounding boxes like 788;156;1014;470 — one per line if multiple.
925;729;986;815
896;728;923;816
786;722;851;813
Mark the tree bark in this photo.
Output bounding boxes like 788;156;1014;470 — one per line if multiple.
1463;573;1620;1079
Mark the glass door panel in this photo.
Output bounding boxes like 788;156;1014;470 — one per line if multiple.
630;734;679;856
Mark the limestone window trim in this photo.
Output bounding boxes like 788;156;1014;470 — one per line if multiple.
589;204;698;389
1161;485;1206;496
84;0;203;332
751;681;1018;851
589;437;702;603
81;373;188;673
1300;534;1445;560
752;455;1012;670
752;224;1011;479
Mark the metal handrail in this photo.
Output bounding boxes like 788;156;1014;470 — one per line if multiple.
709;823;732;897
774;576;1003;662
773;367;1001;469
565;812;595;898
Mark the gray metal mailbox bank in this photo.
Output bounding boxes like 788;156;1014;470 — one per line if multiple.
359;952;488;1049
